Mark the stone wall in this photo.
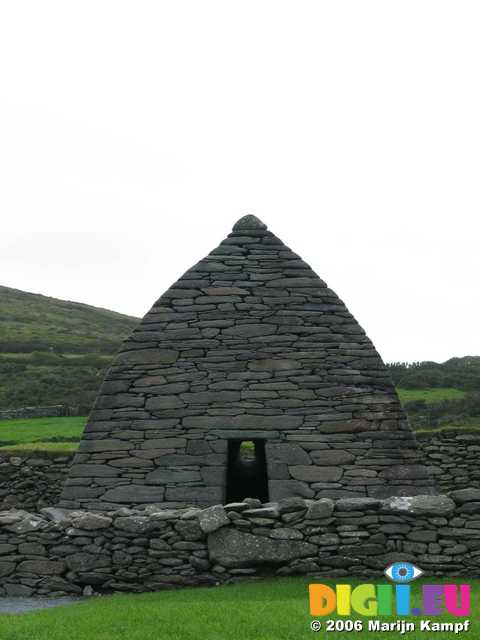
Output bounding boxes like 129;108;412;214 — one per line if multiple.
1;492;479;597
0;405;76;421
2;429;480;514
0;454;74;512
417;430;480;492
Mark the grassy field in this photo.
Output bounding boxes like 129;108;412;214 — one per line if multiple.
0;416;85;452
396;387;466;404
0;577;476;640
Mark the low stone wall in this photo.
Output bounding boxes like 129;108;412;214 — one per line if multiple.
0;405;77;421
0;454;74;511
2;428;480;513
1;492;479;597
417;430;480;492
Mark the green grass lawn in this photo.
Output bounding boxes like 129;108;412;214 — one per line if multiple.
397;387;466;404
0;416;85;452
0;577;476;640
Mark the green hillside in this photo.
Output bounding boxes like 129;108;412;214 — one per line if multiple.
0;285;139;410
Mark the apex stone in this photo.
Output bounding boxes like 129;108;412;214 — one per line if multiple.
232;214;268;231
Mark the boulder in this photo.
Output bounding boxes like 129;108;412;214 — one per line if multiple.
198;505;229;533
306;499;334;519
71;512;113;530
383;494;455;517
115;516;155;534
208;527;316;568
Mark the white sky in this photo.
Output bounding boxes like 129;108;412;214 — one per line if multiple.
0;1;479;363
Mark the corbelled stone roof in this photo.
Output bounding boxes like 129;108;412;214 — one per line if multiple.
60;217;434;510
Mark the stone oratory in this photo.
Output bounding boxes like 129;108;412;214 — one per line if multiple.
60;215;433;510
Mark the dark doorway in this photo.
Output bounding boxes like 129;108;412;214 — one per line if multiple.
226;439;269;503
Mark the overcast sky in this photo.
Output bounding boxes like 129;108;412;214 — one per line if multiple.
1;1;479;364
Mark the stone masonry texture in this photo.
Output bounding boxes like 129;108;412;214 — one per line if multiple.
1;493;479;597
59;215;434;510
4;430;479;515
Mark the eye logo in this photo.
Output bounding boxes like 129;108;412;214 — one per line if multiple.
385;562;423;583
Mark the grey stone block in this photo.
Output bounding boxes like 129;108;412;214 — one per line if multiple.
269;480;314;500
103;486;165;504
146;469;202;484
208;527;316;567
310;450;356;465
198;505;230;533
267;443;311;465
290;466;342;482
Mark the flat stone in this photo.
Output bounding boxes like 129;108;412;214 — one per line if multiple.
79;439;131;453
0;544;16;555
449;488;480;504
116;349;178;364
310;450;356;465
166;486;223;503
269;528;303;540
383;495;455;517
202;287;249;295
243;506;279;518
0;510;27;525
198;505;230;533
40;507;72;524
306;499;334;519
290;466;342;482
4;514;48;534
103;486;165;503
18;542;46;554
69;464;119;477
146;469;202;484
115;516;155;534
180;391;240;404
267;444;311;465
380;465;430;480
70;513;113;530
4;584;34;597
17;560;65;576
183;415;303;429
277;497;307;514
146;396;185;410
0;563;15;577
223;324;277;338
407;530;438;542
208;527;316;568
248;359;301;371
141;438;186;449
269;480;314;500
336;498;381;512
65;553;111;572
457;502;480;514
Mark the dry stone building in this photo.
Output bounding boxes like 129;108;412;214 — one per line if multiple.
59;215;433;510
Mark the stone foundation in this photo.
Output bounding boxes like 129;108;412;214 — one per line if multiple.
0;454;74;512
2;429;480;512
1;492;479;597
417;430;480;492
